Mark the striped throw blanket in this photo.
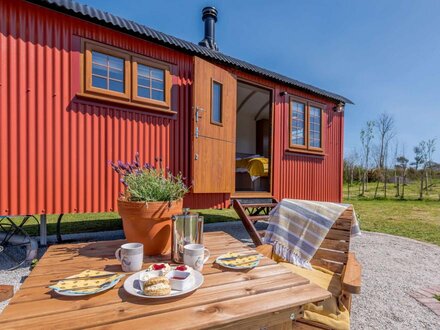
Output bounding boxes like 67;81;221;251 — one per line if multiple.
263;199;361;269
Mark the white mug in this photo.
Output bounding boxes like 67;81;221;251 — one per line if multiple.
183;244;210;272
115;243;143;272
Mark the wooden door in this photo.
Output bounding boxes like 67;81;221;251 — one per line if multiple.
192;57;237;193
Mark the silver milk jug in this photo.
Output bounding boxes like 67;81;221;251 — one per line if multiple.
171;208;204;263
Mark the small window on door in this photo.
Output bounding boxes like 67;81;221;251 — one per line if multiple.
211;81;223;125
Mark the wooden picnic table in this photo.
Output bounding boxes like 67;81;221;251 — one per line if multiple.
0;231;330;329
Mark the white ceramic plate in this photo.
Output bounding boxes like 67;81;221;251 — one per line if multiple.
215;253;261;270
123;270;204;299
51;276;123;297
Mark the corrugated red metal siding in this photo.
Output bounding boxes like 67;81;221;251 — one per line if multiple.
0;0;202;215
229;70;344;203
0;0;343;216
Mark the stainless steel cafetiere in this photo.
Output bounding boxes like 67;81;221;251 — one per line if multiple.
171;208;204;263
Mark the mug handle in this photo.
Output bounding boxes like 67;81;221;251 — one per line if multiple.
115;248;122;261
203;248;210;264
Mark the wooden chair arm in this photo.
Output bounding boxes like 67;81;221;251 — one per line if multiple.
256;244;274;259
0;285;14;302
341;252;361;294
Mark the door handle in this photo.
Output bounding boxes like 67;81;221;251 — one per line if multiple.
195;107;204;123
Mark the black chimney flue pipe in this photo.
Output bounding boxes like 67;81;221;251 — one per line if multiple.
198;7;218;51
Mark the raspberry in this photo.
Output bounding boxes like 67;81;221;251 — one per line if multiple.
175;265;187;271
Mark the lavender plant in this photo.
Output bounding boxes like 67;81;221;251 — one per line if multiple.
109;153;188;202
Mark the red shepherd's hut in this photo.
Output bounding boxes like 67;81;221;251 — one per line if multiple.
0;1;353;224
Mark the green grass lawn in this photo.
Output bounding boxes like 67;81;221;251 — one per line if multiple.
343;180;440;245
12;208;240;237
8;181;440;247
346;199;440;246
344;180;440;201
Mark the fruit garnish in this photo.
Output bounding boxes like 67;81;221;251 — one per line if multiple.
152;263;166;270
175;265;187;271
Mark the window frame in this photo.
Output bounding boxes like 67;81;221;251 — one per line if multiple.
132;56;172;111
308;103;323;151
83;41;131;100
210;79;223;126
289;96;325;154
80;40;173;113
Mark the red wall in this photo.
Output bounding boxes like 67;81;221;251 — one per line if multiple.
0;0;343;216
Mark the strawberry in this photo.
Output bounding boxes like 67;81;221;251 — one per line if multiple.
175;265;187;271
152;263;166;270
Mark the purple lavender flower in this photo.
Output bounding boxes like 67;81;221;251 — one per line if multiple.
117;160;128;171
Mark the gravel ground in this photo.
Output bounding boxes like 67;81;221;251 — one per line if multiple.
1;222;440;329
350;231;440;329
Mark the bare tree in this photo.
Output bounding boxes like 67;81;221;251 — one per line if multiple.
426;139;436;192
392;142;399;197
344;151;358;200
373;113;395;198
360;121;374;195
396;155;408;199
413;141;429;200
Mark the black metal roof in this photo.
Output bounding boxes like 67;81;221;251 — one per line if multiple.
27;0;354;104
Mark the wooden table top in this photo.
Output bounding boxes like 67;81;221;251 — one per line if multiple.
0;231;330;329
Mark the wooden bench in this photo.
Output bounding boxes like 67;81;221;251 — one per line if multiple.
233;199;362;329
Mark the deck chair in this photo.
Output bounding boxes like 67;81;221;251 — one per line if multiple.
233;199;361;329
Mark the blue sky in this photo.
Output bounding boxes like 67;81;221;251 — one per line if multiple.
85;0;440;161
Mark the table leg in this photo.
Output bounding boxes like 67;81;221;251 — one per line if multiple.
39;214;47;246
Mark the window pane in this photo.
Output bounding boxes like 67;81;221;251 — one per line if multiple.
136;64;165;101
309;106;321;148
152;89;164;101
92;51;107;65
138;87;150;98
109;80;124;93
108;56;124;70
138;76;151;88
90;50;125;94
212;82;222;123
92;64;107;77
137;64;150;77
151;68;164;80
92;75;107;89
109;67;123;81
291;101;305;146
152;79;164;90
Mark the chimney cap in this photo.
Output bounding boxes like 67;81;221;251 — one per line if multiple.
202;7;218;22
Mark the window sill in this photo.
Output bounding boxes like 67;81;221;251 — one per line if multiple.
285;148;326;156
76;93;176;115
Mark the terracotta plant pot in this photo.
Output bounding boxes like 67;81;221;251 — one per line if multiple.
118;198;183;256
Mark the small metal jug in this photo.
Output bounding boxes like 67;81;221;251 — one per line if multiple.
171;208;204;263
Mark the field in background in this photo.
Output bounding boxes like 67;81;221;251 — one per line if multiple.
342;180;440;246
344;179;440;201
347;199;440;246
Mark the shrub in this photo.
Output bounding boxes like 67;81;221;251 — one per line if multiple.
109;153;188;202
